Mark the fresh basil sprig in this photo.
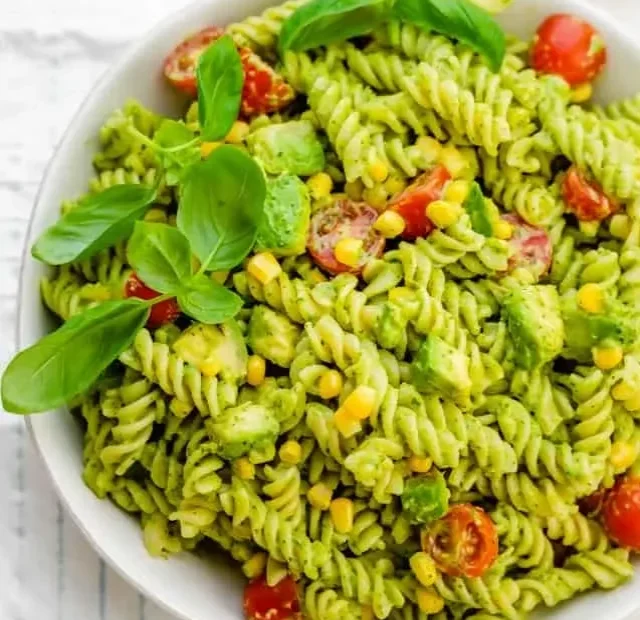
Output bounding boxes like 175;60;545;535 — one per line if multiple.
31;185;156;265
178;275;243;325
153;120;201;185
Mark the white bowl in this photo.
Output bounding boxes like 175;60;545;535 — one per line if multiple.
19;0;640;618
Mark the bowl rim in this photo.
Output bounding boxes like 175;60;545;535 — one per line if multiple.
17;0;640;618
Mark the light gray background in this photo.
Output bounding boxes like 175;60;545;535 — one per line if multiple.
0;1;637;618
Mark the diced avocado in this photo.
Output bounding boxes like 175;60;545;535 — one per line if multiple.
561;292;640;362
502;285;564;370
172;320;248;382
377;302;408;350
411;335;472;403
247;120;325;176
401;472;450;525
248;306;301;367
256;174;311;257
210;403;279;459
463;182;495;237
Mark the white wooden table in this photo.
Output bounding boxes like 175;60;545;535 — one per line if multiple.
0;1;638;619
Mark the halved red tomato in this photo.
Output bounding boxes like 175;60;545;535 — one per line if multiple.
243;575;301;620
124;273;180;329
562;166;618;222
502;214;552;279
602;476;640;551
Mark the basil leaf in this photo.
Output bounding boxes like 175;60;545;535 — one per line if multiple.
463;182;494;237
127;222;193;294
31;184;156;265
197;35;244;142
2;300;149;414
178;274;243;324
154;120;200;185
178;145;267;271
279;0;393;54
392;0;506;72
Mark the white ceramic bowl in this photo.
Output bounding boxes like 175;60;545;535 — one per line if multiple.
19;1;640;618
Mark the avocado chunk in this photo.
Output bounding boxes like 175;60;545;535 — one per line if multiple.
247;120;325;176
463;182;495;237
248;306;301;368
411;335;472;403
561;292;640;362
172;320;248;382
502;285;564;370
210;403;279;459
401;472;450;525
377;302;408;350
256;174;311;257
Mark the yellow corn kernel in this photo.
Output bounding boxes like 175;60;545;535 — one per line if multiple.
279;440;302;465
427;200;462;229
200;141;221;158
610;214;632;240
199;359;221;377
362;186;389;210
144;208;168;223
571;82;593;104
444;180;470;205
247;355;266;387
307;172;334;200
416;588;445;614
345;179;365;201
416;136;443;162
211;270;229;285
334;407;362;438
335;238;364;268
408;455;433;474
440;146;468;178
610;441;638;471
389;287;415;304
577;283;605;314
330;498;355;534
225;120;250;144
361;607;374;620
624;391;640;412
410;552;438;587
319;370;344;400
242;552;268;579
374;210;406;238
236;458;255;480
368;160;389;183
247;252;282;285
384;176;407;197
593;345;624;371
613;381;637;402
308;483;332;510
493;220;513;240
342;386;378;421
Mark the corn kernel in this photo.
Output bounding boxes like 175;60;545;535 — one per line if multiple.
279;440;302;465
611;441;638;470
247;252;282;285
410;552;438;587
211;270;229;285
307;172;334;200
374;211;406;238
610;214;632;240
440;146;468;178
200;141;221;158
319;370;344;400
613;381;637;402
427;200;462;229
144;208;168;223
247;355;266;386
243;552;267;579
335;238;364;268
416;588;445;614
225;121;250;144
368;160;389;183
345;179;365;201
384;176;407;197
308;483;332;510
494;220;513;240
389;287;415;304
416;136;443;162
330;497;355;534
578;283;605;314
408;455;433;474
362;186;389;210
199;360;221;377
444;180;470;205
342;385;378;420
334;407;362;438
571;82;593;104
593;345;624;370
624;392;640;412
236;458;255;480
361;606;374;620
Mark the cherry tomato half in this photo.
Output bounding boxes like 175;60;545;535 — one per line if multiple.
422;504;498;578
243;575;302;620
164;27;225;97
389;165;451;240
308;200;385;276
124;273;181;329
502;213;552;279
602;476;640;551
562;166;618;222
531;14;607;86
